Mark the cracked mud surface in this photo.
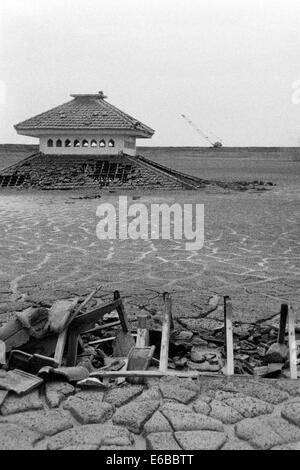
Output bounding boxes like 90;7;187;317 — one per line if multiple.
0;185;299;328
1;376;300;450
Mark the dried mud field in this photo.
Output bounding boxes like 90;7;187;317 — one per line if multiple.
0;148;300;450
0;148;299;328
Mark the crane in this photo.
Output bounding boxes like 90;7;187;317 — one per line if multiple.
181;114;223;148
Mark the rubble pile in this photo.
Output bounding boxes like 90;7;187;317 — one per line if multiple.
0;152;274;192
0;288;297;400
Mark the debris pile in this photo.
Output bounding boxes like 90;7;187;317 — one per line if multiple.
0;289;298;398
0;152;274;192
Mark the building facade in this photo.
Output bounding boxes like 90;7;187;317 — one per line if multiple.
15;92;154;156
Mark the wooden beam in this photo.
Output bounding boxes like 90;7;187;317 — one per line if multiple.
159;292;172;372
54;330;68;366
278;303;288;344
70;299;122;333
288;304;297;380
83;321;121;336
136;313;149;348
90;369;217;379
114;291;129;333
224;296;234;376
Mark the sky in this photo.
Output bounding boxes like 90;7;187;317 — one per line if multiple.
0;0;300;147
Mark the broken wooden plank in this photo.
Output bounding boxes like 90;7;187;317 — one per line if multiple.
66;328;80;367
88;336;116;346
90;369;217;379
136;313;149;348
288;304;297;380
70;299;122;333
0;319;31;353
113;331;135;357
83;321;121;336
278;303;288;344
38;366;89;382
16;307;49;338
224;296;234;375
128;346;155;371
0;389;7;406
0;369;43;395
0;340;6;365
54;330;68;366
48;298;79;334
113;291;129;333
159;293;172;372
62;284;102;332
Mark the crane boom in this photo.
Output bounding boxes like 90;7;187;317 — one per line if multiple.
181;114;223;148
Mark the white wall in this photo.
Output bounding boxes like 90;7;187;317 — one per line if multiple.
39;134;136;156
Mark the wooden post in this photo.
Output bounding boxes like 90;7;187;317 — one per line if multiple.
54;330;68;366
278;304;288;344
66;328;80;367
136;313;149;348
159;292;172;372
224;296;234;376
288;304;297;379
114;291;129;333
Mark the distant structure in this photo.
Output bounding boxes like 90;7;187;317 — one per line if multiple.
14;91;154;156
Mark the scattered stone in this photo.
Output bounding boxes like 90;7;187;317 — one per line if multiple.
192;399;211;415
144;411;172;434
207;295;220;312
162;409;223;432
209;400;243;424
146;432;181;450
173;357;188;367
45;381;75;408
112;400;159;433
0;423;41;450
190;346;209;363
0;409;73;435
179;318;224;334
265;343;288;364
45;424;133;450
191;337;208;347
1;390;43;416
187;360;220;372
174;331;193;341
104;385;143;407
175;430;227;450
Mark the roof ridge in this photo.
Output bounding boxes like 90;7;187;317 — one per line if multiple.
99;100;154;133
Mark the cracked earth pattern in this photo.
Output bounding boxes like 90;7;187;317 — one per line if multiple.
1;375;300;450
0;186;299;328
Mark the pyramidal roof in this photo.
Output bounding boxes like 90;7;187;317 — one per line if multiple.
15;91;155;137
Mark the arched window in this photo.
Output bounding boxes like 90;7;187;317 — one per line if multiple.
100;139;106;147
108;139;115;148
47;139;53;147
91;139;97;147
56;139;62;147
82;139;89;147
74;139;80;147
65;139;71;147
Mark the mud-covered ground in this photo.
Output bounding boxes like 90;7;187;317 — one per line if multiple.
0;153;299;328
